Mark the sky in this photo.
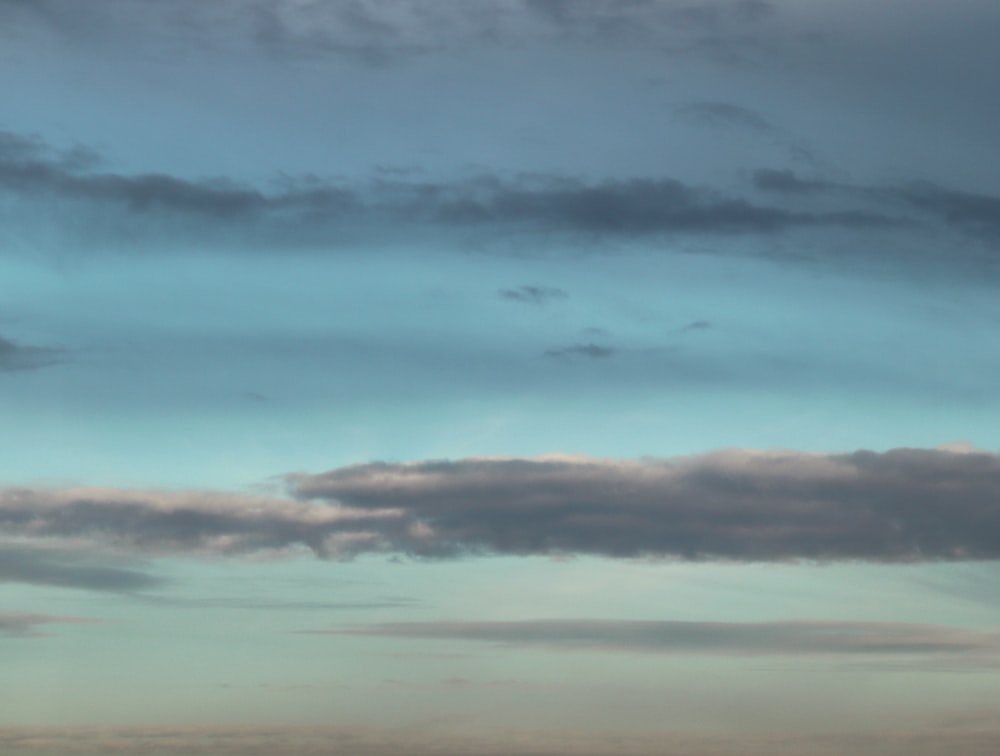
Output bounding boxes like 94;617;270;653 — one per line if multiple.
3;0;1000;753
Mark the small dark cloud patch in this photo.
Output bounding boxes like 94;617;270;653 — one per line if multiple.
753;169;834;195
679;320;712;332
498;285;568;305
543;343;616;359
0;334;66;372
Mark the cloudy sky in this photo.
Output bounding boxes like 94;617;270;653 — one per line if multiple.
3;0;1000;753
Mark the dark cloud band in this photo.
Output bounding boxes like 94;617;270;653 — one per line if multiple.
292;447;1000;562
7;447;1000;566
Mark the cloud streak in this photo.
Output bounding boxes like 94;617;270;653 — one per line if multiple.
0;544;164;592
0;612;99;639
319;618;1000;658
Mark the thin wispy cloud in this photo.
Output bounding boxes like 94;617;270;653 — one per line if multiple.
0;612;100;639
319;618;1000;659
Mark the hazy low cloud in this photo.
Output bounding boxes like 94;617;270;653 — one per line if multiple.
0;612;99;639
0;544;164;592
321;618;1000;658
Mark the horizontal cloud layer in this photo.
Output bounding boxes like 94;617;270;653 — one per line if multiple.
3;722;999;756
6;447;1000;570
320;618;1000;658
0;130;901;244
0;0;785;66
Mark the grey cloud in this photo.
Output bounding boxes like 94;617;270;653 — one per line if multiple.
0;487;408;560
0;334;65;372
12;447;1000;565
498;285;568;305
322;619;1000;658
543;343;616;359
0;544;164;592
894;182;1000;241
0;612;100;638
2;0;781;64
0;132;908;248
753;169;1000;241
291;447;1000;562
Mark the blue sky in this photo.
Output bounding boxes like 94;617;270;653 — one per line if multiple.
3;1;1000;754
